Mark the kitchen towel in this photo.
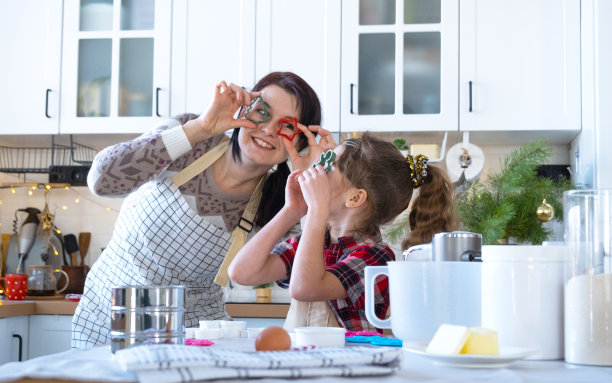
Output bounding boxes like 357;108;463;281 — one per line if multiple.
114;345;402;382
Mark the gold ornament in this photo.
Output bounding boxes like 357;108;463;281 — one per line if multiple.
37;202;55;234
536;198;554;222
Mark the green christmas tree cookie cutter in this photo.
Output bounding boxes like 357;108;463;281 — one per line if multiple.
312;150;336;172
244;96;270;124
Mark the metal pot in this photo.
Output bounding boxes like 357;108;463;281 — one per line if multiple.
110;285;185;353
403;231;482;262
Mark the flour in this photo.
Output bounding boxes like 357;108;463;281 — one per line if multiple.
564;273;612;366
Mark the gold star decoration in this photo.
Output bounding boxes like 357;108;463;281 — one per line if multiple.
37;203;55;234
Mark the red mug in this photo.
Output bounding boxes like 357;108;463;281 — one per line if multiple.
0;273;28;300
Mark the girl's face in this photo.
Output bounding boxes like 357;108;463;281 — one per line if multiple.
327;145;354;212
237;85;302;167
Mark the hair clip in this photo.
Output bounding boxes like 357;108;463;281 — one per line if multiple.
406;154;429;187
313;150;336;172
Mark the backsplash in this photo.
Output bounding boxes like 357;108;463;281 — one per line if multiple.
0;141;571;267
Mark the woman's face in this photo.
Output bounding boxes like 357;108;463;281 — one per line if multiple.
237;85;301;167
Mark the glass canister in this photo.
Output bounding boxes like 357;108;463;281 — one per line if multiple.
563;189;612;366
27;265;69;296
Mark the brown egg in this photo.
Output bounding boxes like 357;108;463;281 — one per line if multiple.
255;326;291;351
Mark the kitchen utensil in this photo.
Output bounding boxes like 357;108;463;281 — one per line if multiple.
15;208;41;273
110;285;186;353
1;234;11;276
26;265;69;296
403;231;482;262
481;244;567;360
64;234;79;266
78;232;91;266
364;261;481;343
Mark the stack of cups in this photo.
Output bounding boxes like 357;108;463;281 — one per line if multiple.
564;190;612;366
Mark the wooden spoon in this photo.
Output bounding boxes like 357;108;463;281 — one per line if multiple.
78;232;91;266
1;234;11;276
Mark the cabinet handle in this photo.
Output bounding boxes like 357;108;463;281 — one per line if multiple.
12;334;23;361
45;89;52;118
468;81;473;112
155;87;162;117
350;83;355;114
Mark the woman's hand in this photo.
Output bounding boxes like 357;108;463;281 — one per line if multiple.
297;165;332;219
283;169;308;219
282;124;336;171
183;81;260;145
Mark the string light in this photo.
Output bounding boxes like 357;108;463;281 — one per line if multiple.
11;188;15;194
75;198;80;203
28;190;33;196
61;205;68;210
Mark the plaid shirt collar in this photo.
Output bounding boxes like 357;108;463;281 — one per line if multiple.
325;230;385;258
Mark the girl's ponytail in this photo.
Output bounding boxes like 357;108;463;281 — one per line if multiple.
401;165;458;250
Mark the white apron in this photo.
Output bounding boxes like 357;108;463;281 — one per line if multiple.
72;141;263;349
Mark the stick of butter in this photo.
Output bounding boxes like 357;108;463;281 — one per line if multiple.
426;324;471;354
460;327;499;355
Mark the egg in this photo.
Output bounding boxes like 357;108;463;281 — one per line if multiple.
255;326;291;351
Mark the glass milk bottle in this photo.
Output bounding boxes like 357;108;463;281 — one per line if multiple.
563;189;612;366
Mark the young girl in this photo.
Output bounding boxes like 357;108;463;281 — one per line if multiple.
229;133;456;331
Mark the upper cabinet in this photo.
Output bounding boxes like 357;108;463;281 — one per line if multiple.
341;0;459;132
0;0;63;134
459;0;581;132
254;0;341;131
60;0;172;134
170;0;255;117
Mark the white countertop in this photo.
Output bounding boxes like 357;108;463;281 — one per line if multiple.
1;338;611;383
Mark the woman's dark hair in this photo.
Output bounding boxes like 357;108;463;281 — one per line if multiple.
229;72;322;227
335;133;457;247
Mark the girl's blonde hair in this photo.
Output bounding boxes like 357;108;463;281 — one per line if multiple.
336;133;457;248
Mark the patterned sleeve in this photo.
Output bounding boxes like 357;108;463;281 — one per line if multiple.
326;245;394;310
87;114;199;197
271;236;300;288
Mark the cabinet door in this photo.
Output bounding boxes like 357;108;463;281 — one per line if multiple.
28;315;72;359
341;0;459;132
171;0;255;116
0;0;62;134
60;0;172;134
459;0;581;132
0;316;30;364
254;0;341;131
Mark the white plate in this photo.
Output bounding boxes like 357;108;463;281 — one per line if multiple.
403;343;538;368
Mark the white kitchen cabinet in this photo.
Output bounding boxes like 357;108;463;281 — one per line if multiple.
341;0;459;133
0;316;30;364
60;0;172;134
254;0;341;131
28;315;72;359
171;0;256;116
459;0;581;132
0;0;62;134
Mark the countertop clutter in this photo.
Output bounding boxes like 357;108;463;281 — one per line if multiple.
1;338;612;383
0;296;289;319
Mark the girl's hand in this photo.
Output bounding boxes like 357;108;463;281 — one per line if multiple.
283;170;308;218
297;165;332;217
184;81;260;144
282;124;336;171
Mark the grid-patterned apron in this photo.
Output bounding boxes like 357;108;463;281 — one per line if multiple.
71;176;233;348
72;140;263;349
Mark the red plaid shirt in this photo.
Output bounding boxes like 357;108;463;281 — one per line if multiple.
272;231;394;331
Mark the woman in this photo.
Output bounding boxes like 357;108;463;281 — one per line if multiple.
72;72;335;349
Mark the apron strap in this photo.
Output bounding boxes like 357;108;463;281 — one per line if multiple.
171;138;266;287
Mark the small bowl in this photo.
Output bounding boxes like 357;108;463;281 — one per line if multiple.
294;327;346;348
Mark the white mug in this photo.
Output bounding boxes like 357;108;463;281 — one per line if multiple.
364;261;481;343
481;245;567;360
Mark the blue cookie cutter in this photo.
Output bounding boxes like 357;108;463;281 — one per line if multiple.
312;150;336;172
346;336;402;347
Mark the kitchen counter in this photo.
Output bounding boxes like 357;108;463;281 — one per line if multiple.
0;298;289;319
2;338;612;383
